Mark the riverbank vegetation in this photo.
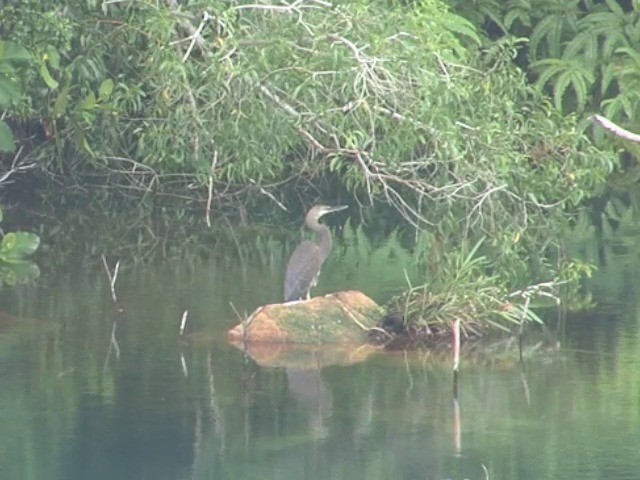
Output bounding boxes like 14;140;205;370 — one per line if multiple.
1;0;634;339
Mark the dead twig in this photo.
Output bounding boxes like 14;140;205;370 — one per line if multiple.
179;310;189;337
101;254;120;304
179;11;212;63
592;114;640;143
206;151;218;228
165;0;208;55
103;319;120;372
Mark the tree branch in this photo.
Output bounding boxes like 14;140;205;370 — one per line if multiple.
592;114;640;143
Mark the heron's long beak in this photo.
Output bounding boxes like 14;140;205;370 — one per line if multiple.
326;205;348;214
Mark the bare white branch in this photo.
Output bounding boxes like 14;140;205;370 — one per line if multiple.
206;150;218;228
101;255;120;304
592;114;640;143
179;310;189;336
181;12;212;63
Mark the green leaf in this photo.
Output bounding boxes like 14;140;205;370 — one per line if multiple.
616;47;640;69
548;18;564;58
0;232;40;262
530;15;560;60
531;58;564;89
563;30;598;64
504;7;530;30
532;57;594;112
0;121;15;153
604;0;624;15
0;41;31;63
82;91;96;110
45;45;61;70
570;70;590;111
600;62;616;96
39;62;59;89
0;76;21;107
580;12;622;33
53;84;70;117
602;94;634;120
553;70;573;111
98;78;114;101
440;12;482;46
0;261;40;285
621;94;634;119
602;31;628;59
73;124;95;156
0;207;3;223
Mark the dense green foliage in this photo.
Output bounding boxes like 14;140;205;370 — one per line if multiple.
1;0;623;332
2;0;479;181
446;0;640;132
0;40;32;152
1;0;614;191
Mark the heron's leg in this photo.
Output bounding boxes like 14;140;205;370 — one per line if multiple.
308;273;319;301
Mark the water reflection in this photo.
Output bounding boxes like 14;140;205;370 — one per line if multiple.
2;246;640;479
286;368;332;440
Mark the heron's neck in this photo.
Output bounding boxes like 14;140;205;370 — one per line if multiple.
309;220;332;263
317;226;332;262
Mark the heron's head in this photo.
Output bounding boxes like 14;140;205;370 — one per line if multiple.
306;204;348;223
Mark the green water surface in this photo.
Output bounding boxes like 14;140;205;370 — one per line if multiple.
1;232;639;480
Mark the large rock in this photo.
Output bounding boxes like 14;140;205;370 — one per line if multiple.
227;290;381;344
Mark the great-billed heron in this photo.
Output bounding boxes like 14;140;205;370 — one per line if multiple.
284;205;348;302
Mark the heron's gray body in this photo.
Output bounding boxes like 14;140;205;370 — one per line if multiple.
284;205;346;302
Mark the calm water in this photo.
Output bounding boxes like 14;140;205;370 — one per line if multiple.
1;233;640;479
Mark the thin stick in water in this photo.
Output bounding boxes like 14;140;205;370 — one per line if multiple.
453;396;461;455
206;150;217;228
180;350;188;377
453;317;460;373
518;296;531;364
179;310;189;337
101;254;120;304
103;320;120;372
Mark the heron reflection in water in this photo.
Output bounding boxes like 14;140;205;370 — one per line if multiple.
284;205;348;302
